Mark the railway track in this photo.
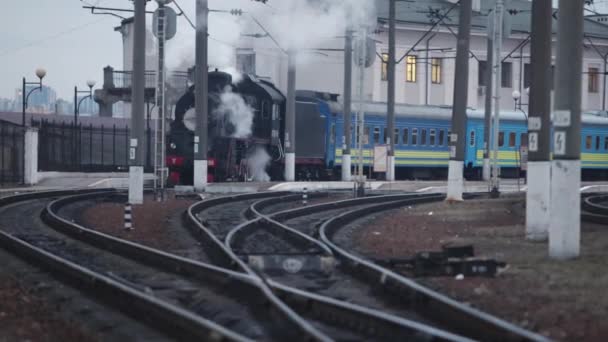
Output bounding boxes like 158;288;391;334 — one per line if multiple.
581;193;608;224
192;192;548;341
0;190;337;341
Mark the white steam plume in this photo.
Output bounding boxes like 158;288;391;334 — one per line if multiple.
213;88;254;138
165;0;377;72
247;147;271;182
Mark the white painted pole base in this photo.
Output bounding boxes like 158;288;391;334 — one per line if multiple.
24;129;38;185
285;153;295;181
128;166;144;205
193;159;208;192
482;158;490;181
341;154;352;181
386;155;396;181
549;160;581;260
526;161;551;241
446;160;464;201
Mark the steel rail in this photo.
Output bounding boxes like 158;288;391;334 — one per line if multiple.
0;189;252;342
223;193;479;341
581;194;608;224
191;192;472;341
318;195;550;342
46;190;333;342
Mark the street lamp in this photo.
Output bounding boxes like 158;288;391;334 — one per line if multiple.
512;87;530;117
22;68;47;127
74;80;96;125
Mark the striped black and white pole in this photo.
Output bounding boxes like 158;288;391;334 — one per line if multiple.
302;187;308;205
124;203;134;230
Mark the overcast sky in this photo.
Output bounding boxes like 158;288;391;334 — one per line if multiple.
2;0;607;101
0;0;268;100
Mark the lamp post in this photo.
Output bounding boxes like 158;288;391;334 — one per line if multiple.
22;68;47;127
511;87;530;116
74;80;96;126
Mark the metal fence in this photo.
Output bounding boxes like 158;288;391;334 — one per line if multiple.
34;119;143;173
0;120;24;186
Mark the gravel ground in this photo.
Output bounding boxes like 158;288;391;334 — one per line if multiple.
77;193;207;261
348;195;608;341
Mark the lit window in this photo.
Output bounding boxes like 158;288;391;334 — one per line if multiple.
412;128;418;146
589;67;599;93
381;53;389;81
406;56;417;83
431;58;442;84
509;132;516;147
403;128;409;145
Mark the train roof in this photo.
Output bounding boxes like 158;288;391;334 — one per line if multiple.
296;91;608;126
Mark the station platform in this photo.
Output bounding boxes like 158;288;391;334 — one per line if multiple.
2;172;606;195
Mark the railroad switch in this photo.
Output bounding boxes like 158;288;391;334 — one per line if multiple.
373;244;506;277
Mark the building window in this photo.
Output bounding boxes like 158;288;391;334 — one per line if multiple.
406;56;417;83
502;62;512;88
403;128;409;145
499;132;505;147
236;50;256;75
381;53;389;81
373;127;380;144
431;58;442;84
524;63;532;88
420;129;427;145
478;60;488;86
509;132;516;147
438;130;445;146
429;129;436;146
411;128;418;146
589;67;600;93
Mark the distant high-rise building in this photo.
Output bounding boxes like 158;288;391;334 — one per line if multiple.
14;85;57;114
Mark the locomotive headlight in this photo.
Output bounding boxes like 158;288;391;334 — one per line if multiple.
170;142;177;150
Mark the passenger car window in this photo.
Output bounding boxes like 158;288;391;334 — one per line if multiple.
403;128;409;145
430;129;436;146
586;136;592;150
373;127;380;144
411;128;418;146
498;132;505;147
470;130;476;147
438;130;445;146
509;132;516;147
420;129;427;146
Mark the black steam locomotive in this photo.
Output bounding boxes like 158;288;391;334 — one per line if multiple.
166;70;286;184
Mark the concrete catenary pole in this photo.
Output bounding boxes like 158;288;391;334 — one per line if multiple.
386;0;396;181
490;0;504;196
550;0;584;259
342;29;353;181
446;0;472;201
194;0;209;191
128;0;146;204
526;0;553;241
483;33;494;181
285;50;296;182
